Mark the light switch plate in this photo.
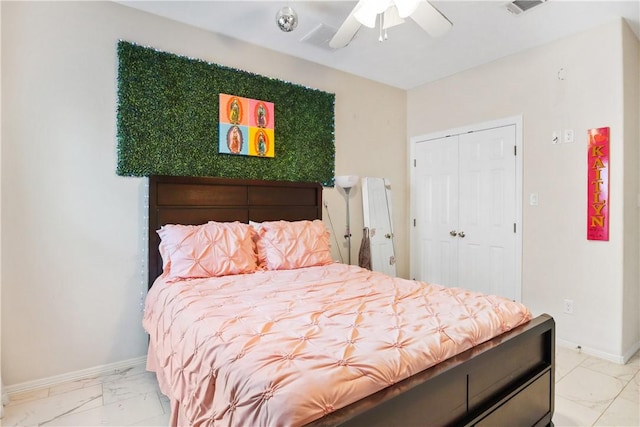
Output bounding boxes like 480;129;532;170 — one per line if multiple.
564;129;574;143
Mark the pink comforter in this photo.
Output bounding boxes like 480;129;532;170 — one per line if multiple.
143;263;531;427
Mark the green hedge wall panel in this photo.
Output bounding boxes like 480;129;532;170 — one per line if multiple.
116;41;335;186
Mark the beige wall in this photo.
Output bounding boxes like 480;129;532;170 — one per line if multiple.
408;19;640;361
1;1;406;386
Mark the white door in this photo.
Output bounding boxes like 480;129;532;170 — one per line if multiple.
457;126;516;297
412;124;519;300
413;135;459;286
362;177;397;276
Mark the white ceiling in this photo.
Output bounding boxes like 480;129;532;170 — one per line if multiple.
118;1;640;90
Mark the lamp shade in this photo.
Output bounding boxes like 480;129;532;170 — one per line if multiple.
335;175;359;189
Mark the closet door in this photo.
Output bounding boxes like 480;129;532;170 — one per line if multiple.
412;125;518;300
413;135;459;286
457;126;516;298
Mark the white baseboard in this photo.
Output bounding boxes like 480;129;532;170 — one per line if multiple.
557;339;640;364
4;356;147;398
622;340;640;363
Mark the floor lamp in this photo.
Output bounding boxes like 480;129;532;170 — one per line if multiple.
335;175;359;265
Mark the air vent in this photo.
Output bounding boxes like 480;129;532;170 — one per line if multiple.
506;0;548;15
300;23;339;51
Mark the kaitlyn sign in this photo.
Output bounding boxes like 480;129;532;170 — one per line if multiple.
587;127;610;241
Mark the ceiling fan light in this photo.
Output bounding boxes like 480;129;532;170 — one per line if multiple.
354;0;392;28
394;0;421;18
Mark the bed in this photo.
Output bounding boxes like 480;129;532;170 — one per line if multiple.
145;175;555;427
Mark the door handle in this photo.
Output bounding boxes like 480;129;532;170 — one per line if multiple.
450;230;457;237
385;233;393;239
458;231;466;238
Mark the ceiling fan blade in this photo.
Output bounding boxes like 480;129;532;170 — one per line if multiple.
409;0;452;37
329;1;365;49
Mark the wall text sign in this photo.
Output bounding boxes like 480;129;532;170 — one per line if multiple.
587;127;610;241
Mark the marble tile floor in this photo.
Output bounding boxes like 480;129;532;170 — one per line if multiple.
554;346;639;426
1;346;638;426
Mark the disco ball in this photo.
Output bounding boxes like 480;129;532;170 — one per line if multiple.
276;6;298;32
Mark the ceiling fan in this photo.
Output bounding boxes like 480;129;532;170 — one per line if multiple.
329;0;453;49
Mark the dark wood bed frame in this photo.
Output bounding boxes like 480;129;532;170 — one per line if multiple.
148;175;555;427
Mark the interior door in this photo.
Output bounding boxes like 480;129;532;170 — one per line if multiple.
412;125;518;300
362;177;397;276
413;136;459;286
457;126;516;298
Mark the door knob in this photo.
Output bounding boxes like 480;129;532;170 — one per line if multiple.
385;233;393;239
458;231;466;238
450;230;457;237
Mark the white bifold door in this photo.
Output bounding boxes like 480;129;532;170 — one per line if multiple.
412;124;519;300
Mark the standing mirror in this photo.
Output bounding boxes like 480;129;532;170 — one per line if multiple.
361;177;396;276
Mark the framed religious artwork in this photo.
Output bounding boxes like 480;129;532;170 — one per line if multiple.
219;94;275;157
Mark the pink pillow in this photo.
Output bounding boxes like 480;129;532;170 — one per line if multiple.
157;221;257;280
256;220;333;270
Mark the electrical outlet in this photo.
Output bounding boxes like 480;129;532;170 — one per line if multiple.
563;299;574;314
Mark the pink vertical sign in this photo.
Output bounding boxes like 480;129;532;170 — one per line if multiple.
587;127;609;241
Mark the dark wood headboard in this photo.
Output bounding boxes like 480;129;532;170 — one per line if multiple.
148;175;323;288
